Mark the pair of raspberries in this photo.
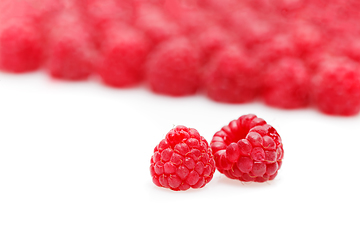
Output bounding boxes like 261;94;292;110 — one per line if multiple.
150;114;284;191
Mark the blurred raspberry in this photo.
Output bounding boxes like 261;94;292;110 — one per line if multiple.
46;10;95;80
211;114;284;182
134;3;180;45
146;37;201;96
195;26;232;65
0;20;43;73
98;24;149;87
203;45;260;103
150;125;216;191
262;58;310;109
291;21;323;57
311;58;360;116
257;34;299;65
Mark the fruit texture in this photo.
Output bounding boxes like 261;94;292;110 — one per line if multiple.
150;125;216;191
211;114;284;182
311;58;360;116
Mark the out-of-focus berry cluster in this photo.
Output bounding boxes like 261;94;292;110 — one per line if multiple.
1;0;360;116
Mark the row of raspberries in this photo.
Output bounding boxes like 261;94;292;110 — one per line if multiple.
1;0;360;116
150;114;284;191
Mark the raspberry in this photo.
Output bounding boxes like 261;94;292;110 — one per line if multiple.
290;21;323;57
228;9;274;48
145;38;201;96
210;114;284;182
203;45;260;103
311;58;360;116
0;21;43;73
98;24;149;87
262;58;310;109
46;10;94;80
256;34;298;65
195;26;232;65
150;125;216;191
134;3;180;45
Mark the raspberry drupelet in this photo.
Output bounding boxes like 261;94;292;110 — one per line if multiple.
150;126;216;191
211;114;284;183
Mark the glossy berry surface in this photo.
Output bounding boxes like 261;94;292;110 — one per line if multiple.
210;114;284;182
150;125;216;191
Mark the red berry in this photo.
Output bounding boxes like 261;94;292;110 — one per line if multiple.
262;57;310;109
98;24;149;88
145;38;201;96
150;126;216;191
210;114;284;182
134;3;180;45
311;58;360;116
203;46;260;103
0;20;43;73
45;10;95;80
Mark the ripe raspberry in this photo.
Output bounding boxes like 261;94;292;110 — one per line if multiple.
0;20;43;73
134;3;180;45
256;34;298;65
290;21;323;57
195;26;232;65
46;11;94;80
98;24;149;87
150;126;216;191
311;58;360;116
145;38;201;96
262;58;310;109
210;114;284;182
203;45;260;103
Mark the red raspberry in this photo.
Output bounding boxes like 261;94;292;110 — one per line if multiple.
262;58;310;109
203;45;260;103
290;21;323;57
311;58;360;116
256;34;298;65
134;3;180;45
46;10;95;80
210;114;284;183
195;26;233;65
145;38;201;96
98;24;149;88
150;126;216;191
0;19;43;73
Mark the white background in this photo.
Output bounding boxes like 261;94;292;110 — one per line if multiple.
1;71;359;240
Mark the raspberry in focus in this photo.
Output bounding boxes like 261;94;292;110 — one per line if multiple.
150;125;216;191
210;114;284;182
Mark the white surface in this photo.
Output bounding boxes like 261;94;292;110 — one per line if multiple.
0;71;359;240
